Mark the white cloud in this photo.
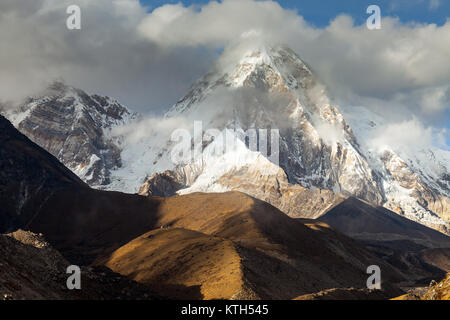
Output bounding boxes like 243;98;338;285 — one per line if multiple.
369;119;435;150
0;0;215;111
368;118;444;152
136;1;450;125
0;0;448;140
137;0;309;48
109;115;192;145
421;86;449;112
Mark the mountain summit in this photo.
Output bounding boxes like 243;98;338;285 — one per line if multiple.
166;45;383;199
6;81;135;186
141;45;450;234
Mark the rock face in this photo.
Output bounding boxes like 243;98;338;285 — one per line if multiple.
342;106;450;235
7;82;135;186
139;154;345;219
138;170;189;198
165;46;384;203
215;156;345;219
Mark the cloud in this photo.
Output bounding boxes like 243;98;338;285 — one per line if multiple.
0;0;216;111
136;1;450;126
0;0;448;143
109;115;192;144
137;0;309;48
420;86;449;113
369;118;436;151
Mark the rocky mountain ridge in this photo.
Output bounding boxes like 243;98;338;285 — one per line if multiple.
6;82;135;186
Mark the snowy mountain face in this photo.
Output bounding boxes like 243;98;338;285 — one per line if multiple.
341;106;450;232
6;82;136;186
148;48;374;192
138;45;449;234
164;46;385;202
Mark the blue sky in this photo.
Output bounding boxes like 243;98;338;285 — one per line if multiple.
140;0;449;26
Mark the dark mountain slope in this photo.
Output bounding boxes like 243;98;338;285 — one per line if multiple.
0;113;162;263
315;197;450;286
0;230;160;300
0;114;85;233
317;197;450;249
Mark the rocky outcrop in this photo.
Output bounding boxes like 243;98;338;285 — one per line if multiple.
138;155;345;219
422;273;450;300
139;170;190;197
215;156;345;218
380;149;450;233
394;273;450;300
0;230;160;300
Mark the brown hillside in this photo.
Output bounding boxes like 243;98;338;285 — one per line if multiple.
22;187;406;299
95;192;405;299
99;228;245;300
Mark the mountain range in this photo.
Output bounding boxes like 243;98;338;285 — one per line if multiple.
2;44;450;300
3;111;450;299
6;45;449;235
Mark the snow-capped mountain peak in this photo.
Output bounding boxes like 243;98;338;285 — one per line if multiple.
6;81;136;186
152;45;450;234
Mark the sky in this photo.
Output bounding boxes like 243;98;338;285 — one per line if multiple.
0;0;449;148
142;0;450;27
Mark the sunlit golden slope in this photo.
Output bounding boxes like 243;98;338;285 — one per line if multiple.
97;192;405;299
422;273;450;300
